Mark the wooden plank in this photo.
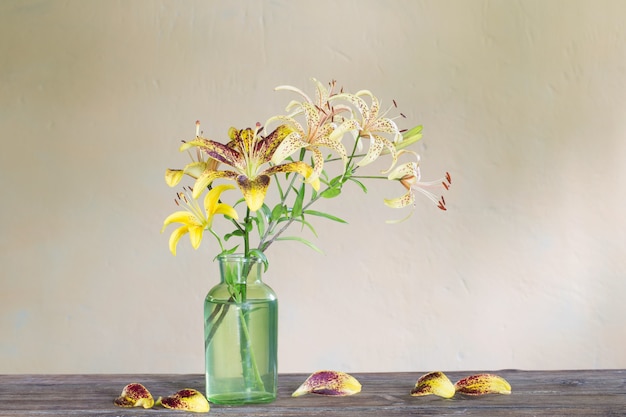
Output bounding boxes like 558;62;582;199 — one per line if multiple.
0;370;624;416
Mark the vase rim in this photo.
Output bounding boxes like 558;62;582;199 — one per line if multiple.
217;253;262;263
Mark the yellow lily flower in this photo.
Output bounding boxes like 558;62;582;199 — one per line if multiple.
180;124;318;211
162;184;239;256
330;90;402;171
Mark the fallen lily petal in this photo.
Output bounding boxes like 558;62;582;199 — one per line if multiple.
454;374;512;396
114;383;154;408
292;370;362;397
156;388;210;413
410;371;455;399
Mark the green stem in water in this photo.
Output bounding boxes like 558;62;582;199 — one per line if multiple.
237;305;266;392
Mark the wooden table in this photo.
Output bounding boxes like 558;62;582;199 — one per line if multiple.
1;370;625;416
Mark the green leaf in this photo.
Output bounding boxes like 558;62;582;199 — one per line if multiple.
304;209;348;224
255;210;266;236
275;236;324;254
224;229;244;241
349;177;368;193
214;246;240;261
292;183;306;218
247;249;269;272
271;204;286;221
329;175;344;187
321;188;341;198
280;216;318;237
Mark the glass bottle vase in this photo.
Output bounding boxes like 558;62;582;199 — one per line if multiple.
204;254;278;404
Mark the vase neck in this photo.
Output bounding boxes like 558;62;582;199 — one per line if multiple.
217;254;263;285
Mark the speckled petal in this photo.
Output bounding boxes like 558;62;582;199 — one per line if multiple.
237;174;271;212
329;119;361;142
192;170;238;199
114;383;154;409
387;162;418;181
180;138;243;170
292;370;362;397
454;374;512;396
383;190;415;209
157;388;210;413
271;132;308;164
410;371;455;399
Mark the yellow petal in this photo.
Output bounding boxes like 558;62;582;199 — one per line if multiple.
165;169;185;187
188;225;204;250
410;371;455;399
237;175;270;212
292;370;362;397
162;211;198;230
454;374;512;396
192;170;237;199
212;203;239;221
168;225;189;256
157;388;210;413
307;176;320;191
183;161;209;179
204;184;237;216
114;383;154;409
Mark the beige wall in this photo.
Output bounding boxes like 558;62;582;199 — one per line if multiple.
1;0;625;374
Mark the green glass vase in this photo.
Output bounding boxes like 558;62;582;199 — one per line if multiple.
204;254;278;404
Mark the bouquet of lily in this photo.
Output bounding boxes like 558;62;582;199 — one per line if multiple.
162;78;451;268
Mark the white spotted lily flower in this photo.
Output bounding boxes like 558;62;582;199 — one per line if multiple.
384;153;451;222
268;79;350;182
330;89;402;170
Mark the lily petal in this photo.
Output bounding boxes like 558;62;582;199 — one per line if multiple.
182;138;244;170
410;371;455;399
329;119;360;142
162;211;200;231
212;203;239;220
188;225;204;250
265;161;316;186
292;370;362;397
192;170;238;199
237;174;271;212
165;169;185;187
168;225;189;256
383;191;415;209
203;184;237;217
157;388;210;413
114;383;154;409
271;131;308;165
454;374;512;396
